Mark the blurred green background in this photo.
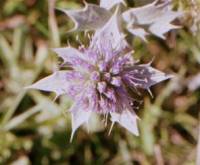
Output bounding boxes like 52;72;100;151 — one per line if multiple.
0;0;199;164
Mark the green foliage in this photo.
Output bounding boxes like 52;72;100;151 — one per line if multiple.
0;0;199;164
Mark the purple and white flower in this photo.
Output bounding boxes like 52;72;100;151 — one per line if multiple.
27;11;172;141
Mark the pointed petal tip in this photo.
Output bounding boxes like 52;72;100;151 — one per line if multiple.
70;108;92;142
66;27;78;33
55;8;74;16
54;7;64;12
122;0;127;6
24;86;31;90
147;88;154;98
128;123;139;136
82;0;89;7
70;130;75;143
110;111;139;136
135;131;139;136
166;74;175;79
24;85;35;92
24;84;38;90
108;121;115;136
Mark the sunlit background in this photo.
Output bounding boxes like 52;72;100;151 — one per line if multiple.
0;0;199;164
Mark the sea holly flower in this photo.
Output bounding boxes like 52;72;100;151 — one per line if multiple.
27;11;172;141
61;0;182;40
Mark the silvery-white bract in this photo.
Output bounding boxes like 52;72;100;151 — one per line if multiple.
61;0;182;41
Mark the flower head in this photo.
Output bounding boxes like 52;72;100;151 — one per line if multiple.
27;11;171;141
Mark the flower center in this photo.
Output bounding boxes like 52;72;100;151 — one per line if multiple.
90;71;100;81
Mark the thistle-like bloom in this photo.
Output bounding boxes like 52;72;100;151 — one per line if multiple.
27;11;171;140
